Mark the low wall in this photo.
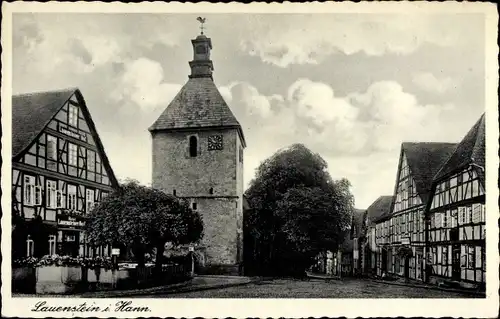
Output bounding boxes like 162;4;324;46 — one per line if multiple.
197;263;242;276
12;264;190;294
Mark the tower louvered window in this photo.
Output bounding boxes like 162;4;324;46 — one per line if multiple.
189;136;198;157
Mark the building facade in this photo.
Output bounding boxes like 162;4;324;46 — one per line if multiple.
149;32;246;274
375;142;455;282
426;115;485;289
11;88;119;259
372;114;486;290
366;196;393;277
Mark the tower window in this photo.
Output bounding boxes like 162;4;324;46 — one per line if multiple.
192;202;197;210
173;189;177;196
189;136;198;157
209;187;214;195
196;45;208;54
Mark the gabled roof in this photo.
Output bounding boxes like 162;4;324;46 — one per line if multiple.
12;88;76;158
401;142;457;204
367;196;394;225
148;77;246;147
434;114;485;182
12;88;119;188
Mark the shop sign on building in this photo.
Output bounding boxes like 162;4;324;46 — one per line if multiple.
58;215;85;228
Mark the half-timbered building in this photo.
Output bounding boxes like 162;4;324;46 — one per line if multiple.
380;142;456;282
12;88;119;259
426;114;485;289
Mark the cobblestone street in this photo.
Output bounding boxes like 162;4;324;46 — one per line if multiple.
154;278;479;298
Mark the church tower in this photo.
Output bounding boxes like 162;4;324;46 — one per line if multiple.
149;24;246;275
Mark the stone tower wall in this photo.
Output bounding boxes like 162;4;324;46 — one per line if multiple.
152;128;238;197
151;127;243;271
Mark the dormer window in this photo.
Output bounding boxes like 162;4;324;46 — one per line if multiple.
189;136;198;157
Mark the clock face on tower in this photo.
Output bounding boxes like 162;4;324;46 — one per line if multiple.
208;135;223;150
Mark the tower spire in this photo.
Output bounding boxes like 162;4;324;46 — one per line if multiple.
189;17;214;79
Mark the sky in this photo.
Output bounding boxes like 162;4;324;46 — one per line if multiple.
12;12;486;208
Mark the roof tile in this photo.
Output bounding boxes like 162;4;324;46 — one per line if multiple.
149;77;242;131
434;114;485;181
367;196;394;224
12;88;76;158
402;142;457;204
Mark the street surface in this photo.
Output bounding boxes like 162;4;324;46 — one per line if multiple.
155;278;479;298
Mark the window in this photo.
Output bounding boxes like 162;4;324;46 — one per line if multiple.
56;189;64;208
68;143;77;166
87;150;96;171
189;136;198;157
66;234;76;242
431;247;437;264
68;104;79;127
173;189;177;196
47;135;57;160
466;246;475;269
239;147;244;163
24;175;41;206
442;246;448;264
48;235;57;255
192;202;197;210
67;185;77;210
26;235;34;257
86;189;95;213
481;246;486;271
475;246;482;270
472;204;482;223
46;180;58;208
458;206;466;225
209;187;214;195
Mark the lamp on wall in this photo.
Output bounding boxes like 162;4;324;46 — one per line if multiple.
469;158;485;171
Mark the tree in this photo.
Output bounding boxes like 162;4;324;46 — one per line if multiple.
244;144;354;276
85;180;203;272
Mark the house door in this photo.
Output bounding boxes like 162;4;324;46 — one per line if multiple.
452;245;461;280
404;257;410;279
61;231;80;257
415;251;423;281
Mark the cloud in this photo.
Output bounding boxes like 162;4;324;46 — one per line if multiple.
240;14;477;67
412;72;459;94
288;79;359;126
110;57;182;110
237;79;455;161
236;78;459;207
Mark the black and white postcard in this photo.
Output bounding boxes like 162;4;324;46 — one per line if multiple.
1;1;498;318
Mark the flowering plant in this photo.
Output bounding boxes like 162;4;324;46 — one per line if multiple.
12;255;114;270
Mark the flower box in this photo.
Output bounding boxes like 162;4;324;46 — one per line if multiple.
36;266;83;294
12;255;191;294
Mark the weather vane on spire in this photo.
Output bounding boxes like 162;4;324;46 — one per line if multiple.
196;17;206;35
